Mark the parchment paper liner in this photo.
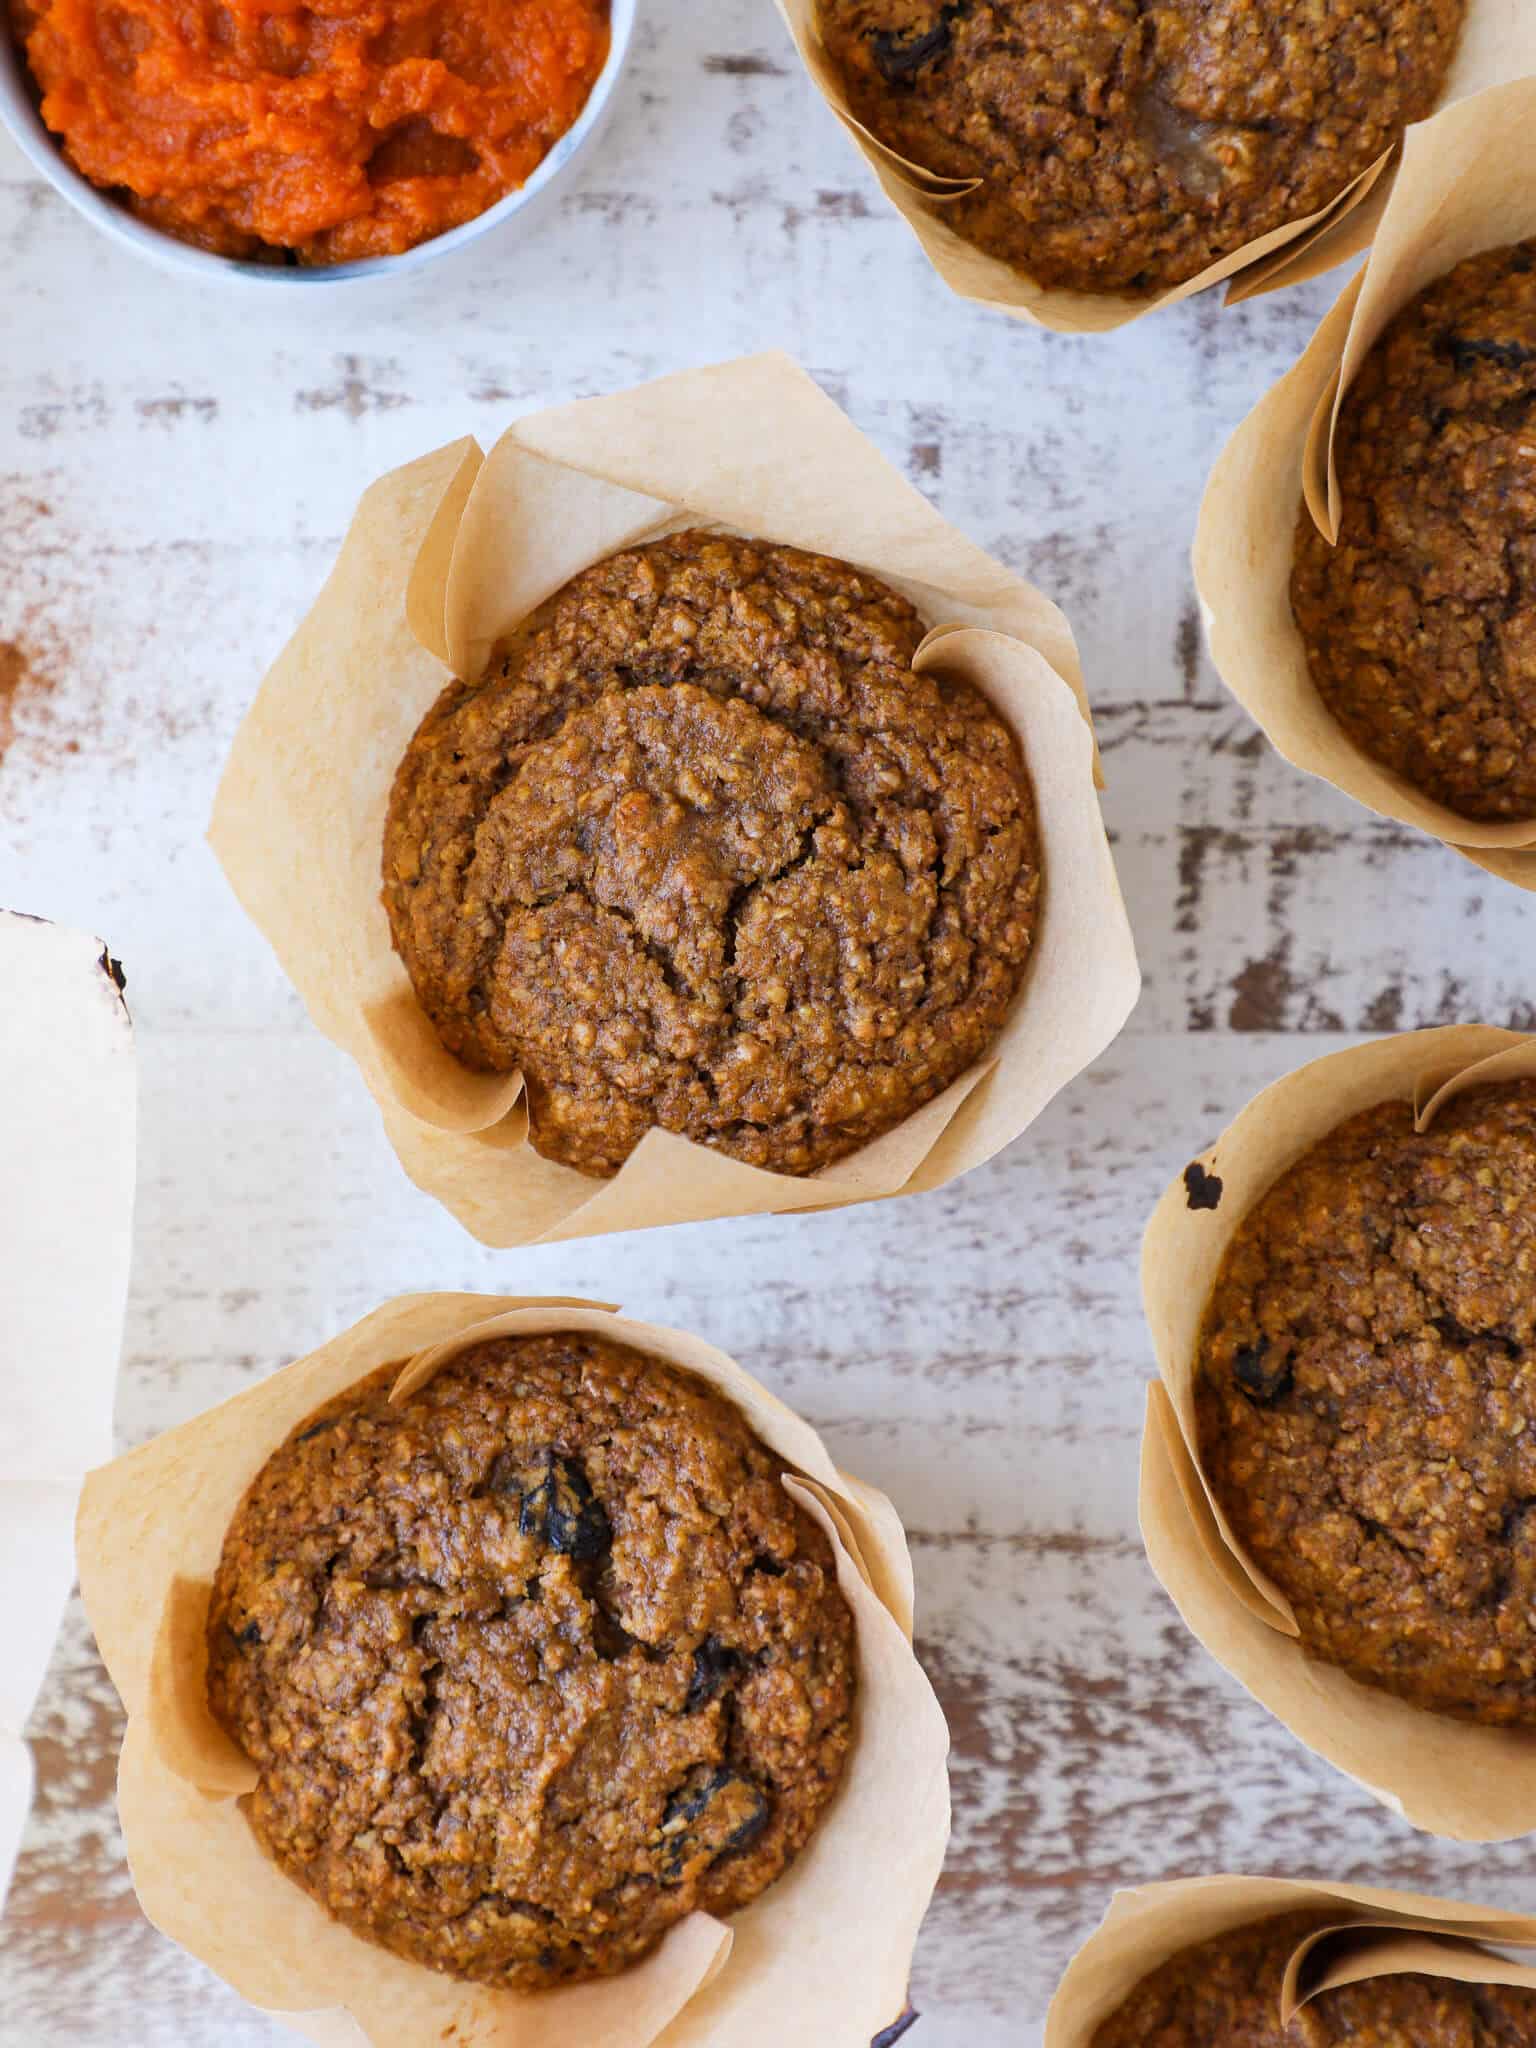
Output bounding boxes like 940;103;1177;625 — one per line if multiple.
1045;1873;1536;2048
773;2;1535;334
209;352;1138;1247
1195;79;1536;890
76;1292;950;2047
0;910;135;1904
1140;1024;1536;1841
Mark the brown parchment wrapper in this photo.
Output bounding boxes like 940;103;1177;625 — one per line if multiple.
1195;79;1536;891
76;1293;950;2048
209;352;1138;1247
773;2;1536;334
1140;1024;1536;1841
1045;1873;1536;2048
0;911;135;1904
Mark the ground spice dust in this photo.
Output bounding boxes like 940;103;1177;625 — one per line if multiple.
1;487;97;780
0;636;71;771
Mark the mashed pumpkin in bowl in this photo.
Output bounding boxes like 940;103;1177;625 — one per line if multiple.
7;0;611;264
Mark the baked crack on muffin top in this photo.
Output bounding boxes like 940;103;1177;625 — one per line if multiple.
382;529;1041;1179
1092;1910;1536;2046
1196;1082;1536;1727
816;0;1464;297
1292;240;1536;823
206;1332;856;1989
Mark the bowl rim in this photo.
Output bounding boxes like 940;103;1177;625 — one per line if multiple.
0;0;637;288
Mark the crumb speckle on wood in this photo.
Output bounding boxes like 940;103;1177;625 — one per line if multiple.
1183;1161;1223;1211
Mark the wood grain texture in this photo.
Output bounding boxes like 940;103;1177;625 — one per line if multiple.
3;5;1536;2045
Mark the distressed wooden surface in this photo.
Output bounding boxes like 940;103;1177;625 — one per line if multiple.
4;6;1536;2045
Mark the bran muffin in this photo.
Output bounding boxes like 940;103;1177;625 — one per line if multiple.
1292;240;1536;823
206;1331;856;1989
1092;1911;1536;2046
816;0;1464;297
1195;1082;1536;1727
382;529;1041;1180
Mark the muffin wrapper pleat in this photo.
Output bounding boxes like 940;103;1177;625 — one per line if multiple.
773;2;1536;333
1195;79;1536;885
209;352;1138;1247
76;1293;950;2048
1045;1874;1536;2048
1140;1024;1536;1840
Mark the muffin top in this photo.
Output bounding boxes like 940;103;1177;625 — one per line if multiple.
1292;240;1536;823
1196;1082;1536;1726
1092;1910;1536;2046
817;0;1463;297
382;528;1040;1179
206;1331;856;1989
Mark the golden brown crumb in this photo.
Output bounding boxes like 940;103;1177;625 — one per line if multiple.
382;529;1040;1179
1197;1083;1536;1726
818;0;1463;297
1293;240;1536;822
207;1332;856;1988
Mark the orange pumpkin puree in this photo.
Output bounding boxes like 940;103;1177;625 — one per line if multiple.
9;0;611;264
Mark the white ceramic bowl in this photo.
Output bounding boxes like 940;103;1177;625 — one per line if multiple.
0;0;635;288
